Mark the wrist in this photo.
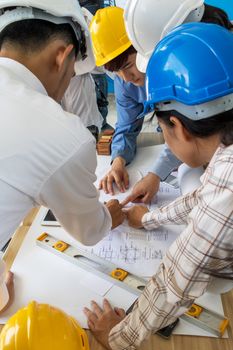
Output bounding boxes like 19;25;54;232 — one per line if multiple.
147;172;160;181
112;156;126;168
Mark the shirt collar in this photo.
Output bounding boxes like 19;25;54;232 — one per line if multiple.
0;57;48;96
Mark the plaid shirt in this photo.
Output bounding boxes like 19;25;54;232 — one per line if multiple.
109;144;233;349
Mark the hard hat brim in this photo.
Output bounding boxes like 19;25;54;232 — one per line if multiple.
95;41;132;67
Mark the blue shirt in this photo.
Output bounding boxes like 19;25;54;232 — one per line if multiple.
111;76;146;165
111;75;181;180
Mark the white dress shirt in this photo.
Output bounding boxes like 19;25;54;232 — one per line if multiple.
62;73;103;130
0;57;111;250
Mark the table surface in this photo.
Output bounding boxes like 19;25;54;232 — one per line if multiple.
1;140;233;349
2;207;233;350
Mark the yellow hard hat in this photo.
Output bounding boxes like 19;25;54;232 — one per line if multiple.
0;301;90;350
90;6;131;66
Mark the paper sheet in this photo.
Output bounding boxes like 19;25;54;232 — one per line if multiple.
80;273;113;297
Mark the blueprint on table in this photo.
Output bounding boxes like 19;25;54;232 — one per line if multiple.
84;182;182;278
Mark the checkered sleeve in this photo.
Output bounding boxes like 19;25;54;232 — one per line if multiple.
142;189;199;230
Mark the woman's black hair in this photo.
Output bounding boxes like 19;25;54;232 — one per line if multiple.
156;109;233;146
202;4;233;30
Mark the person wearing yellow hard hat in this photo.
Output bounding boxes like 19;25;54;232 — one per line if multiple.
0;301;90;350
90;6;146;198
90;3;233;204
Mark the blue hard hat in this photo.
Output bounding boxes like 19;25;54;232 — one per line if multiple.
144;23;233;120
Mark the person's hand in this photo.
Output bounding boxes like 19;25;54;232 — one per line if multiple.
99;157;129;195
83;299;126;349
0;271;14;313
105;199;125;229
124;205;149;229
121;172;160;206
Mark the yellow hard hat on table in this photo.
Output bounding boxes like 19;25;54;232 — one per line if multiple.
0;301;89;350
90;6;131;66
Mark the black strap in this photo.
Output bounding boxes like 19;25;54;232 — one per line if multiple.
94;80;109;107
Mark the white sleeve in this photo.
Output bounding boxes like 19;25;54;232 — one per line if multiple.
62;74;103;131
36;140;112;246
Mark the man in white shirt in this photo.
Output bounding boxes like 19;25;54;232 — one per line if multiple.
61;8;105;132
0;0;125;310
62;73;103;131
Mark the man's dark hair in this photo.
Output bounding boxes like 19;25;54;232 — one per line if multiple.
156;109;233;146
0;19;79;56
202;4;233;30
104;45;137;72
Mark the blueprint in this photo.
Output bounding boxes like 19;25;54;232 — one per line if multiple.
84;182;182;277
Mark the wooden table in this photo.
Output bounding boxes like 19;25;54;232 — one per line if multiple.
1;207;233;349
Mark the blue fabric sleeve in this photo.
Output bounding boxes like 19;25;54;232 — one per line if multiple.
149;144;182;180
111;77;146;164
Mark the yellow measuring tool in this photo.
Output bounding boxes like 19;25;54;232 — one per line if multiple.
37;233;229;337
37;233;146;295
183;303;229;337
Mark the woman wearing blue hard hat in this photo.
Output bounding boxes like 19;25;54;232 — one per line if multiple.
84;23;233;349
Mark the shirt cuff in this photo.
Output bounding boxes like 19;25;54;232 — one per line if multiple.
142;210;160;230
149;148;182;181
111;151;132;166
109;318;137;350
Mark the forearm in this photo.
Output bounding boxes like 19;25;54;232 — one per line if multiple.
111;121;143;164
37;143;112;245
142;188;199;229
54;204;112;246
109;264;193;350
